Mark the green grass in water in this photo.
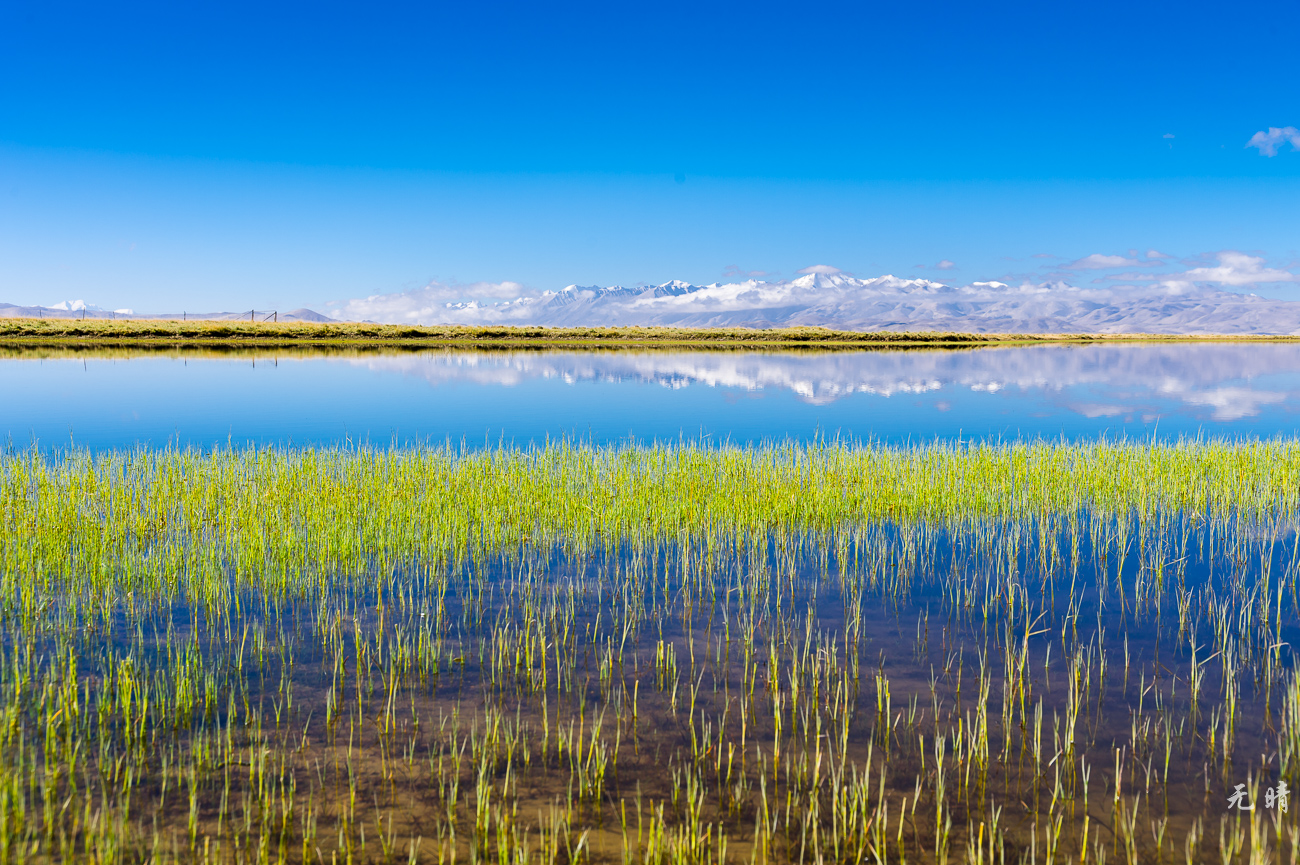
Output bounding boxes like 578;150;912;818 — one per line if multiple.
0;441;1297;863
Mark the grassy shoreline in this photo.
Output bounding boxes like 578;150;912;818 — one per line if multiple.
2;316;1297;347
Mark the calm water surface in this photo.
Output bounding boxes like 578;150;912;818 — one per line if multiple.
4;342;1300;450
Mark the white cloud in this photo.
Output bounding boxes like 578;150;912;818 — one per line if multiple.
321;256;1300;334
1067;254;1140;269
1181;387;1286;421
796;264;843;275
328;279;534;324
1071;403;1128;418
935;260;956;270
1246;126;1300;156
1170;251;1296;287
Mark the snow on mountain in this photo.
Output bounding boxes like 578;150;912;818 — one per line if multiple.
46;300;135;314
328;268;1300;334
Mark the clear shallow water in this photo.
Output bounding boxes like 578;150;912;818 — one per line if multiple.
4;342;1300;450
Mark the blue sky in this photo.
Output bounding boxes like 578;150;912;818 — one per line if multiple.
1;0;1297;313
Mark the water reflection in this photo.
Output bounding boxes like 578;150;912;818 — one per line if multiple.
349;343;1299;421
4;342;1300;449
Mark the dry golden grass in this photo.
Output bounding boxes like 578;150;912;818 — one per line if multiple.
2;316;1293;346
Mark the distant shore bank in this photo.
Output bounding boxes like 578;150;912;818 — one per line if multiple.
1;317;1296;348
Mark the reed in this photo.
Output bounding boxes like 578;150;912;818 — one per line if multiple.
0;439;1297;863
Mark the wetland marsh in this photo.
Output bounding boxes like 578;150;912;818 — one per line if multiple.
2;441;1299;863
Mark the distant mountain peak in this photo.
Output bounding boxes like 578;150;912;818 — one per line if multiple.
326;272;1300;334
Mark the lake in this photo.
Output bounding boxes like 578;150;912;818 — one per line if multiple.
4;341;1300;450
7;343;1299;864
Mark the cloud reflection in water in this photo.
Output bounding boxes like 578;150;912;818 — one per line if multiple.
348;343;1300;424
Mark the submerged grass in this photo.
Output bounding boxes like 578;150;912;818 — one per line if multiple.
2;440;1299;863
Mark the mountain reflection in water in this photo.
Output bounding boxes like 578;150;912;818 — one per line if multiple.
350;343;1298;422
4;343;1299;449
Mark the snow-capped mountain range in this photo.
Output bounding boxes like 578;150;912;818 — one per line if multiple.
9;253;1299;333
329;266;1300;334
